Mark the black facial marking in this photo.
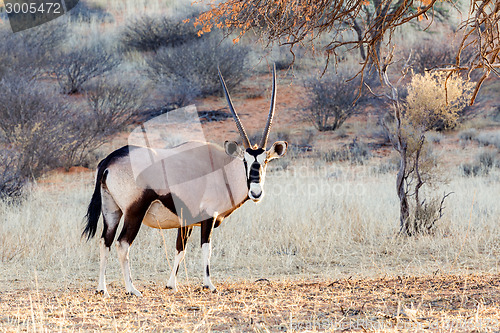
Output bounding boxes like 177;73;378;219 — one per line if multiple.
246;148;265;156
249;162;261;183
243;160;250;189
244;148;265;187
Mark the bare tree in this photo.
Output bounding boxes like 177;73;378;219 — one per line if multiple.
368;54;471;235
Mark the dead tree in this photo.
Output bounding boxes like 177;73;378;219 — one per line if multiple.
367;53;453;235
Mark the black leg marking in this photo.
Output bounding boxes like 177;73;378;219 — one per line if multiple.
201;218;216;291
176;227;193;253
166;226;193;291
200;219;214;246
117;190;158;245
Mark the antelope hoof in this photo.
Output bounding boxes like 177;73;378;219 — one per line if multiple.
202;285;218;293
96;290;110;298
166;285;178;292
126;289;143;297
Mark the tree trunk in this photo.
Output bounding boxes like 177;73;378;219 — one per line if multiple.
396;144;410;235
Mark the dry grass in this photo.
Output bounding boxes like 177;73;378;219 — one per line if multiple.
1;275;499;332
1;162;500;283
1;158;499;331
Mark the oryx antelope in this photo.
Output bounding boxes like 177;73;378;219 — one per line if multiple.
83;66;288;296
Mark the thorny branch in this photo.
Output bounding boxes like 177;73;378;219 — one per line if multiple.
196;0;499;105
434;0;500;104
195;0;445;79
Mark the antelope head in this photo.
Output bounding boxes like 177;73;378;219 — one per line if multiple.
219;65;288;202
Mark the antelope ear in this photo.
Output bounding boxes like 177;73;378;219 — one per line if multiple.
224;141;243;158
267;141;288;160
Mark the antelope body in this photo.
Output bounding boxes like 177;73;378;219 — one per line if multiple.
83;67;287;296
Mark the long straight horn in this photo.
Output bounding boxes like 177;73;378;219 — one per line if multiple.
260;64;277;149
218;67;251;149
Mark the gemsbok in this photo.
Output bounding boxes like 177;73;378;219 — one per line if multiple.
83;66;288;296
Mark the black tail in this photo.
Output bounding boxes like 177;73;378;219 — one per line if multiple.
82;145;130;240
82;163;106;240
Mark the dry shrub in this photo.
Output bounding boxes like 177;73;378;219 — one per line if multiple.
410;40;475;74
0;74;145;197
83;77;146;136
0;76;76;179
474;131;500;149
50;42;120;94
411;41;456;73
0;21;68;80
303;73;361;131
323;138;371;165
121;15;200;52
410;195;449;235
381;71;468;235
461;150;499;177
0;150;25;200
146;33;249;98
425;131;444;144
458;128;478;141
397;126;443;236
403;71;474;131
148;80;201;115
68;1;113;22
60;77;148;165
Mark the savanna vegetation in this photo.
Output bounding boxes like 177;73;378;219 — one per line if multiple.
0;0;500;331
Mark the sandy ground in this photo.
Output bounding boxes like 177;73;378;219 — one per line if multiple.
1;274;500;332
